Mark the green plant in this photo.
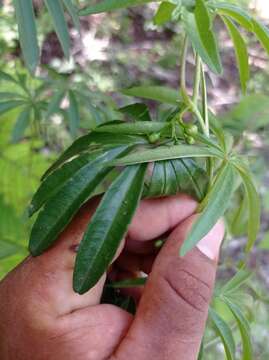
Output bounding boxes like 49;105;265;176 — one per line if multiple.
4;0;269;358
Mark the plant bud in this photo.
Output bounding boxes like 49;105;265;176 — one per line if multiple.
185;124;198;136
148;132;161;143
186;135;195;145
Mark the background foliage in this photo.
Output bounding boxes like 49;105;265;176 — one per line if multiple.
1;0;269;358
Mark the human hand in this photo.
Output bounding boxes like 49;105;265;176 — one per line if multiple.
0;194;224;360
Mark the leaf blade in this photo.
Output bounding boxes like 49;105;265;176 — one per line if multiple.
73;163;147;293
122;86;180;104
113;144;223;166
11;107;31;143
180;162;235;256
194;0;222;74
222;16;249;93
45;0;71;58
13;0;39;72
79;0;157;16
209;308;236;360
29;147;128;256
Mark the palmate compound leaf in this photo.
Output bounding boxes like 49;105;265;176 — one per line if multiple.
79;0;158;16
42;132;147;180
209;308;236;360
223;298;252;360
29;147;129;256
221;16;250;94
29;150;104;217
73;163;147;294
180;161;236;256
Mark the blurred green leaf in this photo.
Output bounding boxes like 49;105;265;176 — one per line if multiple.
224;299;252;360
46;90;65;118
122;86;180;104
209;308;236;360
232;161;260;252
79;0;157;16
194;0;222;74
63;0;80;30
222;16;249;93
45;0;71;58
221;269;252;295
154;2;176;25
119;103;151;122
252;18;269;55
214;3;253;31
67;90;80;138
0;100;25;116
11;107;31;143
13;0;39;73
0;239;26;260
107;277;147;288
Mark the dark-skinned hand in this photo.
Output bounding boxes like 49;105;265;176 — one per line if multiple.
0;194;224;360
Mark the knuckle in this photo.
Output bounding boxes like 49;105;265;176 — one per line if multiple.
164;267;212;313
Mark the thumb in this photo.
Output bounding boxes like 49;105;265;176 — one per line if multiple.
113;215;225;360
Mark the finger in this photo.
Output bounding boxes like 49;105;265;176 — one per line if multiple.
128;194;197;242
113;216;225;360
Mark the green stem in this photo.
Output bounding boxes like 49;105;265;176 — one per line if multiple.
201;64;214;185
192;53;201;105
201;64;209;137
180;35;189;102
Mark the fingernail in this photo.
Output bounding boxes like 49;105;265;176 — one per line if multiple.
196;220;225;261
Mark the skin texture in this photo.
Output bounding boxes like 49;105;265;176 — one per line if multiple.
0;194;224;360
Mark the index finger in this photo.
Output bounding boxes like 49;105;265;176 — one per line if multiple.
127;194;197;242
